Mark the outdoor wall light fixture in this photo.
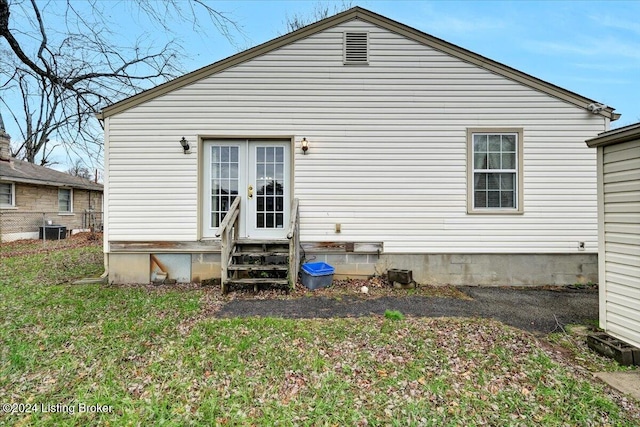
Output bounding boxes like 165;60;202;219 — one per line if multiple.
179;137;190;153
301;137;309;154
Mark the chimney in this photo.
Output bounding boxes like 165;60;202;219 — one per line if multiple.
0;110;11;161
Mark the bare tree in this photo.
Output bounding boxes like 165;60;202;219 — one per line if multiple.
0;0;241;165
283;1;352;33
66;158;93;180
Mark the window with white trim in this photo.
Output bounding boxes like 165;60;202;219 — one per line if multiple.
468;129;523;213
58;188;72;213
0;182;14;208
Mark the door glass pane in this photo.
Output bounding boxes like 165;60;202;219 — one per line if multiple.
221;164;230;179
210;145;239;228
257;180;266;195
255;145;286;229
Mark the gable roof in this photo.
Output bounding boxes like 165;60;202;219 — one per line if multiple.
98;6;619;121
0;158;103;191
586;122;640;148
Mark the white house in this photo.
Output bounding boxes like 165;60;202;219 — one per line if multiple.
98;7;619;289
586;123;640;348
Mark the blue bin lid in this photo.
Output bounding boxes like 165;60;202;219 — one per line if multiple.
302;262;335;276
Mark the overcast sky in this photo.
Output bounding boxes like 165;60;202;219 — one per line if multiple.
2;0;639;168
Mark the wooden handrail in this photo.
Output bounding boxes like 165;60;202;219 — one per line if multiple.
287;198;300;290
215;196;241;238
216;196;241;294
286;198;300;240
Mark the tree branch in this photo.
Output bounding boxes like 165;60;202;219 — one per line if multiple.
0;0;241;165
0;0;50;82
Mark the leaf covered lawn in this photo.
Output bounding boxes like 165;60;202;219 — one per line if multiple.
0;236;639;426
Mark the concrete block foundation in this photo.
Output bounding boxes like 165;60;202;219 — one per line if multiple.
107;251;598;287
191;253;221;283
376;253;598;286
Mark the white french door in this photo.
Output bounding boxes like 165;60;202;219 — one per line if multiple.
247;141;290;238
202;139;290;239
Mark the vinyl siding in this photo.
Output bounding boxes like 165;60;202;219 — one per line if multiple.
602;139;640;348
106;19;605;252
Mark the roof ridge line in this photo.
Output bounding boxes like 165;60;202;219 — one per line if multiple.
98;6;617;121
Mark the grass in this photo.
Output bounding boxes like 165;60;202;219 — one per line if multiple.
384;309;405;320
0;237;639;425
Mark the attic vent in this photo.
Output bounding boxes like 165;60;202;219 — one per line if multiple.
344;32;369;64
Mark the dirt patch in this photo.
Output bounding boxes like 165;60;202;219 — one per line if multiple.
223;276;472;301
0;232;103;258
216;285;599;335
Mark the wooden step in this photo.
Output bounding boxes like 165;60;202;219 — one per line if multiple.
223;238;292;294
233;251;289;257
228;264;288;271
236;239;289;245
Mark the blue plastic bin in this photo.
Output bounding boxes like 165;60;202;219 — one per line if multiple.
301;262;334;290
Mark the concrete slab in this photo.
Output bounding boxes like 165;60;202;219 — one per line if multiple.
594;371;640;400
72;276;107;285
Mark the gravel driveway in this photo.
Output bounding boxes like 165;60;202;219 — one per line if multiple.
216;286;599;334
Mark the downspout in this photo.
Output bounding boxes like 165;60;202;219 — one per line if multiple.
101;254;109;282
97;113;109;283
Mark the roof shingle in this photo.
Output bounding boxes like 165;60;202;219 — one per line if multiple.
0;159;103;191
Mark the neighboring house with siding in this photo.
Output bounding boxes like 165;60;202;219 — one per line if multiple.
98;7;619;287
0;115;103;242
586;123;640;348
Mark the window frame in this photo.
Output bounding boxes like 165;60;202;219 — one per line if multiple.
467;128;524;214
0;181;15;208
58;187;73;213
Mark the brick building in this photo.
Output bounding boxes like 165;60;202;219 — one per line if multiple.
0;112;103;242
